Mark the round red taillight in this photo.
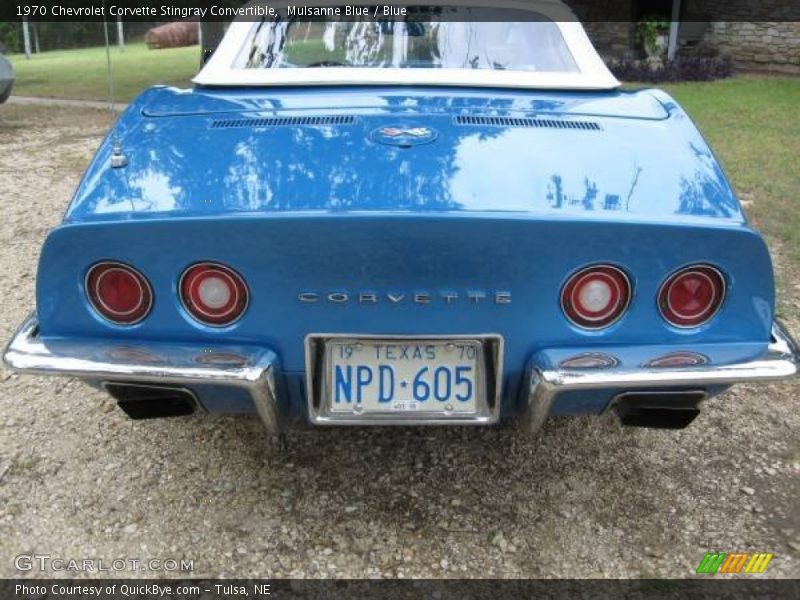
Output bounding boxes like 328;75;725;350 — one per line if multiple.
658;265;725;328
180;262;248;326
561;265;631;329
86;262;152;325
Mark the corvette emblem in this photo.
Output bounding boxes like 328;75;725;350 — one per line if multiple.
298;290;512;305
382;127;431;138
372;125;438;148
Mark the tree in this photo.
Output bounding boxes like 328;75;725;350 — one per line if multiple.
22;17;31;58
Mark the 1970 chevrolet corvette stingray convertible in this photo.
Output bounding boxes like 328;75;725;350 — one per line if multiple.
4;1;798;440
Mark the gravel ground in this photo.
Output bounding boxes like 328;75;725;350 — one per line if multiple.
0;104;798;579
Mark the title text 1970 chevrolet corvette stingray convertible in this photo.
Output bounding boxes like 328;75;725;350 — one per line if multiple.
4;1;798;440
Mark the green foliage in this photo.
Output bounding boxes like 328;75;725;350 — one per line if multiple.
635;16;670;56
0;21;21;53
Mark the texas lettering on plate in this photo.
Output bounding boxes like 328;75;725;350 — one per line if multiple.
326;340;483;414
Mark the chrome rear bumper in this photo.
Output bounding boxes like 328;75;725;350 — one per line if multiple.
4;314;797;435
3;314;282;436
524;321;799;434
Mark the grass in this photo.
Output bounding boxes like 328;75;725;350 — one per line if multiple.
6;43;201;102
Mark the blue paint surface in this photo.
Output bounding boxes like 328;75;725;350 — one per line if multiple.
65;86;743;224
34;84;776;417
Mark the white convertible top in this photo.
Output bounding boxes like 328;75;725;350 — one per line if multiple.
194;0;620;90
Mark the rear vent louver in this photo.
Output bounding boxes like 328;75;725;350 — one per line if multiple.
211;115;356;129
454;115;601;131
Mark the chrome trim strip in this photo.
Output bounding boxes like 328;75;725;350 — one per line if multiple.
3;314;281;435
524;320;799;434
304;333;504;426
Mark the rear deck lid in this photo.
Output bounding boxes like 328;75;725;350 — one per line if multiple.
65;87;744;226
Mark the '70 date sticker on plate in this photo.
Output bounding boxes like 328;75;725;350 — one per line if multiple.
325;339;483;414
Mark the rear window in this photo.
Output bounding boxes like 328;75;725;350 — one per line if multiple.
235;12;579;73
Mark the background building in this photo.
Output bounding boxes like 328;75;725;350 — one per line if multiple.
567;0;800;73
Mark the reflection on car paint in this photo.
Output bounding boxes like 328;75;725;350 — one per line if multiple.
65;87;742;224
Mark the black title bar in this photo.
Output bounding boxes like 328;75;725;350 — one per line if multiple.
4;0;800;23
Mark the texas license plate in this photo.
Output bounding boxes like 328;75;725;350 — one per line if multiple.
324;339;483;414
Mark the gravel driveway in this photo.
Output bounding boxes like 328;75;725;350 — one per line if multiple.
1;104;798;579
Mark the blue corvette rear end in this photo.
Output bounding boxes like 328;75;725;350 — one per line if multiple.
4;8;797;439
5;84;796;435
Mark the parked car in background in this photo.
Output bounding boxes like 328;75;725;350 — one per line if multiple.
3;1;797;441
0;54;14;103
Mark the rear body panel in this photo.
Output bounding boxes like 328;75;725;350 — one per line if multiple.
36;214;774;416
26;85;784;420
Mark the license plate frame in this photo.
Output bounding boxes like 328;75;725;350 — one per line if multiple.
305;334;503;426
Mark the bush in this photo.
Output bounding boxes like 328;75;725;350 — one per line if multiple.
609;56;735;83
635;16;670;57
0;22;21;53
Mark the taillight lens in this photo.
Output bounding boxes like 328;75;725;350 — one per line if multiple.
561;265;631;329
559;352;620;369
658;265;725;328
86;262;152;325
644;351;709;368
180;262;248;326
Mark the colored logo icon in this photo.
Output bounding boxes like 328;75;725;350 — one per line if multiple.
696;552;774;574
